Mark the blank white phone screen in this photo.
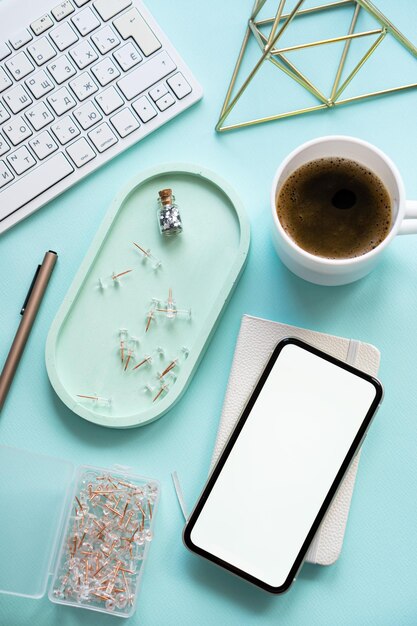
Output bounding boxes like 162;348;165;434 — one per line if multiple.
190;343;378;588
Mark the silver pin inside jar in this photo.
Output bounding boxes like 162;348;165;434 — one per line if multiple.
157;188;183;236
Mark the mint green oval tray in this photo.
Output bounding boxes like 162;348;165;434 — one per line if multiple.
45;164;250;428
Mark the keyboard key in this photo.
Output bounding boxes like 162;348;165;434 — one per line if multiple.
66;136;96;166
0;102;10;124
0;67;13;93
69;72;98;101
48;55;77;84
132;95;156;122
88;122;117;152
156;92;175;111
31;15;54;36
70;40;98;69
72;7;100;36
91;57;120;86
51;115;80;144
94;0;131;21
26;101;55;130
28;37;56;66
117;51;176;100
5;52;35;81
3;116;32;145
9;29;32;50
149;83;167;102
7;146;36;175
0;133;10;156
113;42;141;71
0;42;11;61
50;22;79;52
25;69;54;98
73;100;102;129
48;87;76;115
74;0;91;6
52;1;75;21
167;72;192;100
0;153;74;221
0;161;14;188
3;85;32;114
95;85;123;114
0;102;11;123
29;131;58;159
113;8;161;57
110;107;138;137
91;25;120;54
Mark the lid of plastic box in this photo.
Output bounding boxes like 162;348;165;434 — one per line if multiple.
0;445;74;599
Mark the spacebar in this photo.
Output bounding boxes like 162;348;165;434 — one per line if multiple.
0;153;74;221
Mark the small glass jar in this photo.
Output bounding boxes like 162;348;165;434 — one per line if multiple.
157;188;183;236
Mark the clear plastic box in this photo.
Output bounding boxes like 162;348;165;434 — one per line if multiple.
0;445;159;618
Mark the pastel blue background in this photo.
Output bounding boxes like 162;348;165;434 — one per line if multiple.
1;1;417;624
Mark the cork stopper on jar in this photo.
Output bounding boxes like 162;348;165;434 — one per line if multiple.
158;188;173;206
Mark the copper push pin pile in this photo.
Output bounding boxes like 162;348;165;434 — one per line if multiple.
51;469;159;617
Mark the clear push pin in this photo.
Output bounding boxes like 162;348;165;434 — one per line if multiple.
133;242;162;270
143;382;157;395
111;269;133;283
166;287;175;319
159;358;178;379
133;355;152;371
124;347;135;371
129;335;141;350
145;309;155;333
76;394;112;407
119;328;128;363
152;381;170;403
145;299;159;333
165;370;178;384
157;188;183;236
181;346;190;359
171;307;192;320
97;277;106;291
156;288;191;320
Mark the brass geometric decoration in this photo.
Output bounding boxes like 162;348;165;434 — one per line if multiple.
216;0;417;132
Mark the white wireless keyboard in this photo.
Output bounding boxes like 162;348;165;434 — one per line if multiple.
0;0;202;234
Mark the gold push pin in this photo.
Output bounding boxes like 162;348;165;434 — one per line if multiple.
145;298;158;332
159;359;178;378
156;288;191;320
76;394;112;407
112;269;133;281
153;382;169;402
145;309;155;333
133;242;162;269
124;348;134;371
119;328;128;363
133;355;152;371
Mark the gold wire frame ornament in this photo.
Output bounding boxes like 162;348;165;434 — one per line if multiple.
216;0;417;132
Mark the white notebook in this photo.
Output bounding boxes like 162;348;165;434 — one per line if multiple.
210;315;380;566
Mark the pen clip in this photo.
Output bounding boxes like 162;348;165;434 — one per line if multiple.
21;265;41;316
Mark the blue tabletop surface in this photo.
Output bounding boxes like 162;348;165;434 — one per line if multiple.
1;1;417;624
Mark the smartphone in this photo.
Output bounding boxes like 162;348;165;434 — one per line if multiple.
183;337;383;594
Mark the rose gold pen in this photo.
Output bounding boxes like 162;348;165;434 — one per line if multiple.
0;250;57;411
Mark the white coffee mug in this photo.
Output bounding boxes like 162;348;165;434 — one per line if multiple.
271;135;417;286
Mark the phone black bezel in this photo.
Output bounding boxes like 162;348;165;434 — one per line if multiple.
183;337;383;594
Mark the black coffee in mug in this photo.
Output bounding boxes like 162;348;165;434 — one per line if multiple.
276;157;392;259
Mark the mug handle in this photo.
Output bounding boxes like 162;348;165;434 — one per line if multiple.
399;200;417;235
